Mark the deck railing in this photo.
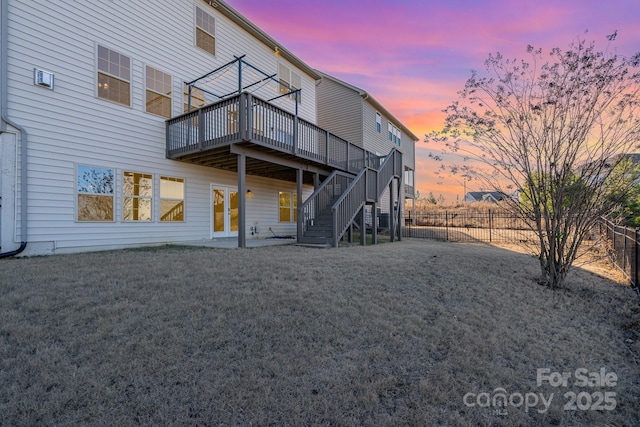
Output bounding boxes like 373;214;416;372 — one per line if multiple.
404;184;415;199
166;96;243;156
166;92;386;176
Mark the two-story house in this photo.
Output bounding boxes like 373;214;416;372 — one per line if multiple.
0;0;417;256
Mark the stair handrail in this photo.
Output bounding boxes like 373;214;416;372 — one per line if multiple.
376;148;401;199
298;170;355;237
330;167;370;247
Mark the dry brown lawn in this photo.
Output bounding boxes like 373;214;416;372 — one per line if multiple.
1;239;639;426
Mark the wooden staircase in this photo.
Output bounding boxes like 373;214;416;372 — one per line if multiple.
298;148;403;247
299;205;335;245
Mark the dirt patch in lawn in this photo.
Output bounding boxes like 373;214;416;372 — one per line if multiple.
1;239;638;426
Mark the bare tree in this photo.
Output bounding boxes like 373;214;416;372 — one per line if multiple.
428;35;640;288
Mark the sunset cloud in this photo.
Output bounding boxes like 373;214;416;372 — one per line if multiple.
230;0;640;202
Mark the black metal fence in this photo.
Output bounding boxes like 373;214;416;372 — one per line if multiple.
403;211;639;294
599;217;640;294
403;210;536;243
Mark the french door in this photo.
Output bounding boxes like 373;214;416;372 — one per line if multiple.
211;185;238;238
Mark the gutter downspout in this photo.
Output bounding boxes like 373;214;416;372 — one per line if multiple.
0;0;27;258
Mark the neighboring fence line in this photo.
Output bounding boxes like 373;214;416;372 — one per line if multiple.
403;211;639;295
598;217;640;295
403;210;535;243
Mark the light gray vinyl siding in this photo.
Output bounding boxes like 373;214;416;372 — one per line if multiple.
316;77;363;146
5;0;317;254
316;74;416;217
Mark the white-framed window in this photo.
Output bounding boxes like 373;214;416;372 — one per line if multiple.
279;191;297;222
145;66;172;118
277;63;302;103
195;6;216;56
160;176;185;222
77;165;115;222
376;112;381;133
97;45;131;106
388;123;401;146
404;168;414;186
123;171;153;221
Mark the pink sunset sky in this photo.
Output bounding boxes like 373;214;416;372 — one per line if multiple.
230;0;640;204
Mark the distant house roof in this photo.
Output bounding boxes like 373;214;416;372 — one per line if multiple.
608;153;640;167
315;71;419;142
464;191;508;203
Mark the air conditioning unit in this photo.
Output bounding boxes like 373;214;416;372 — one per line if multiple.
33;68;54;89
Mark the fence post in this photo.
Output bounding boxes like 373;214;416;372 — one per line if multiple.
489;209;492;243
623;227;627;271
445;210;449;241
634;229;639;289
612;224;616;256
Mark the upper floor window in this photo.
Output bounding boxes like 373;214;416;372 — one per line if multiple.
277;63;302;104
146;66;172;118
195;6;216;56
388;123;401;146
376;112;381;133
97;45;130;106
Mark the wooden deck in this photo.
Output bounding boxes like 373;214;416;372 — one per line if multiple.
165;92;403;247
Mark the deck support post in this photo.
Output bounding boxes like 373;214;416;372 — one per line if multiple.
360;206;366;246
372;203;378;245
297;168;303;242
237;152;246;248
389;181;395;242
293;116;299;155
397;177;402;242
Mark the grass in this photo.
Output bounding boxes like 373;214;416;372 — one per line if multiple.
1;239;639;426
